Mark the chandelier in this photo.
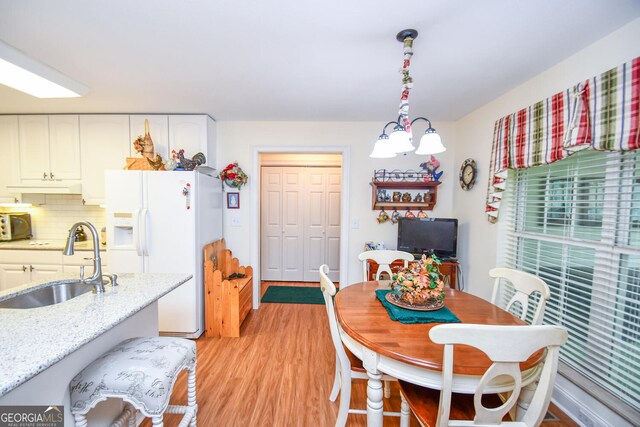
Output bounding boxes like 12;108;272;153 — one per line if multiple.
370;29;446;158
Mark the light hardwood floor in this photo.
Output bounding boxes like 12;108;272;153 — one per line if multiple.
144;284;578;427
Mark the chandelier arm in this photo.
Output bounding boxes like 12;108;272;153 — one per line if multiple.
410;117;434;129
381;121;399;135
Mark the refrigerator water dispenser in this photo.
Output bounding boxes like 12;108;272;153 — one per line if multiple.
111;212;135;249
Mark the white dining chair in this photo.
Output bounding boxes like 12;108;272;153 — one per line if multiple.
319;264;404;427
358;250;414;282
398;323;568;427
489;268;551;325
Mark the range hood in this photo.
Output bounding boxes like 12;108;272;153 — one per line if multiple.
7;182;82;194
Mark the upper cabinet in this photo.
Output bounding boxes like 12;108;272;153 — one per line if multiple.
169;115;217;166
18;115;80;181
0;114;215;205
80;115;131;205
0;116;20;203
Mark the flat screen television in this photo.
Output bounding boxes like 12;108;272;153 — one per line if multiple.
397;218;458;260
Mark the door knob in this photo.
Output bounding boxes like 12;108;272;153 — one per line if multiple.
22;265;27;272
29;265;34;272
49;172;54;179
43;172;47;180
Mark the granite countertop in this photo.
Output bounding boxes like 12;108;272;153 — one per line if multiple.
0;239;105;251
0;273;191;397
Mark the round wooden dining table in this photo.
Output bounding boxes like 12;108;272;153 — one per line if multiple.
334;281;544;427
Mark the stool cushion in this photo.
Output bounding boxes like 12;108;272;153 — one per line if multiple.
70;337;196;417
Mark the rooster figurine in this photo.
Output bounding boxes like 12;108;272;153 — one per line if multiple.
419;155;443;182
177;151;206;171
146;154;165;171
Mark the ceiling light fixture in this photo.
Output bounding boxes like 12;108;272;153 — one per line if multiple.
370;29;445;158
0;40;89;98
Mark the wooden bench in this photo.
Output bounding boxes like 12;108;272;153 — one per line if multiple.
204;239;253;337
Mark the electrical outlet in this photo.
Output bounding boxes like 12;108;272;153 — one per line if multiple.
231;215;241;227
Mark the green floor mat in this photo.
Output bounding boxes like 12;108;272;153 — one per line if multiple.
261;286;324;305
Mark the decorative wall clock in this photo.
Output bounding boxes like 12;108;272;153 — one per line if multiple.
459;158;477;190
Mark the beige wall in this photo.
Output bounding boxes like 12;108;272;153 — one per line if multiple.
217;121;456;285
452;17;640;427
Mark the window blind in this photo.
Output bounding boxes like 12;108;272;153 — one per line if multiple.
499;149;640;420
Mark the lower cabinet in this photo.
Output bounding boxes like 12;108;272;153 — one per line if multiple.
0;250;108;292
0;263;63;291
0;264;30;291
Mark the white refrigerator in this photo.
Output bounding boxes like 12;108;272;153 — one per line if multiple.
105;169;222;338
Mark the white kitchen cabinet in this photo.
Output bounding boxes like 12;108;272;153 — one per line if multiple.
28;264;63;282
18;115;81;181
0;116;20;203
0;249;106;291
0;264;30;291
168;115;216;166
130;115;169;161
48;115;81;180
0;262;63;291
18;115;49;180
80;115;131;205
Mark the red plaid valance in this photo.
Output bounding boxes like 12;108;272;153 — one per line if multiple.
486;56;640;223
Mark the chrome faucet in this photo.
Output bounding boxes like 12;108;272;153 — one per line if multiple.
63;221;105;293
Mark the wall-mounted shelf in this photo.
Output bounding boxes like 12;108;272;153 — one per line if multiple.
370;181;441;210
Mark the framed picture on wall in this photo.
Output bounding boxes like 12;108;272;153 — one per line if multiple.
227;192;240;209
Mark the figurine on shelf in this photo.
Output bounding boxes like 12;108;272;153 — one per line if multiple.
420;155;443;182
414;194;423;203
377;189;387;202
392;191;402;202
402;192;412;202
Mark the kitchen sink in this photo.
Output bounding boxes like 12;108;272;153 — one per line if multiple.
0;281;94;309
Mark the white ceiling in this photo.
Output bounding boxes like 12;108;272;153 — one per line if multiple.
0;0;639;122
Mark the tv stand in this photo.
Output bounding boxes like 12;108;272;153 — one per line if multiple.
365;258;458;290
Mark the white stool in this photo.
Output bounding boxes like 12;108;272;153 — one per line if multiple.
70;337;197;427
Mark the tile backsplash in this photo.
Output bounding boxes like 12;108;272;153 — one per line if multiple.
1;195;106;241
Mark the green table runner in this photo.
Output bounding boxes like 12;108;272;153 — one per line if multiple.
375;290;461;324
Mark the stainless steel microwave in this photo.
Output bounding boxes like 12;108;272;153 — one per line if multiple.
0;213;33;241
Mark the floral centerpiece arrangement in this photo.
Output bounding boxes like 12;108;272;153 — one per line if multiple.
219;162;248;190
389;254;446;309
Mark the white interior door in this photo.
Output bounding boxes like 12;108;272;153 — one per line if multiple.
261;165;340;282
303;169;327;281
261;167;283;280
260;167;304;281
303;168;341;282
325;169;342;282
281;168;304;281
